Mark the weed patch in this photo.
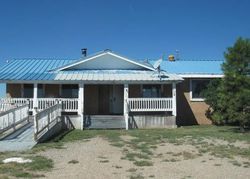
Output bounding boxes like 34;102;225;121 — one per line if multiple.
130;174;144;179
68;160;79;164
0;155;52;178
99;160;109;163
133;160;153;167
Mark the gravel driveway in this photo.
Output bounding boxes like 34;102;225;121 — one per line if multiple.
39;137;250;179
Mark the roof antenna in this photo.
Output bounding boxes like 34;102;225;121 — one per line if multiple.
153;57;163;72
151;55;169;80
153;55;164;79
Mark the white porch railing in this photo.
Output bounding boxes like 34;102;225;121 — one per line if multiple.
34;103;62;140
1;97;172;113
128;98;173;112
61;98;78;112
37;98;78;112
0;98;78;112
0;104;29;134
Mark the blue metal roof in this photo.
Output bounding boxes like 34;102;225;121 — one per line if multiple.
149;59;224;75
0;59;75;81
0;55;224;82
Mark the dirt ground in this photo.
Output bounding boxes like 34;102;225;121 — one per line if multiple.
39;137;250;179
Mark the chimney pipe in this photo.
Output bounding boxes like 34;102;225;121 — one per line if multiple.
81;48;87;57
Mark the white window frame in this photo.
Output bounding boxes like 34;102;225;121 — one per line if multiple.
190;79;210;102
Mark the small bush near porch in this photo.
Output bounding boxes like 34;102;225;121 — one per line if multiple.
1;126;250;178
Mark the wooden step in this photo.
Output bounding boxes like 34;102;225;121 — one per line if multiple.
84;115;125;129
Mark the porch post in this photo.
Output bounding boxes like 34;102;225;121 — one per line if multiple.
172;82;177;116
124;84;129;130
78;83;84;129
33;83;38;113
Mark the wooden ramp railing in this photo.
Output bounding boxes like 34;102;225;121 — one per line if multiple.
34;103;62;141
0;104;29;135
0;103;16;112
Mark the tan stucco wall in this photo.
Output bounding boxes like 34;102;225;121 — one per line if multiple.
176;79;211;125
6;84;21;97
45;84;60;98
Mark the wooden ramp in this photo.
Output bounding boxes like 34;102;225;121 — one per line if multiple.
84;115;125;129
0;103;64;152
0;123;37;152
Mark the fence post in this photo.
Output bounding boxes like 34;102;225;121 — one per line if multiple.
26;104;30;123
27;99;30;114
33;107;38;140
12;110;16;131
59;100;62;119
47;108;51;131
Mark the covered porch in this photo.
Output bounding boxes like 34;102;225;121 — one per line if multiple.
1;82;177;129
0;50;184;129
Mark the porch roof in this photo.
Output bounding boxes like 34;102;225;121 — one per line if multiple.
54;70;182;82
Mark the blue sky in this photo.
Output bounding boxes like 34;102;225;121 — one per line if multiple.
0;0;249;97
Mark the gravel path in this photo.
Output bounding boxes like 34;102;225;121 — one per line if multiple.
39;137;250;179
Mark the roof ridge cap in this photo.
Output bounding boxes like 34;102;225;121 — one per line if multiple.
148;59;224;61
9;58;77;61
176;59;224;61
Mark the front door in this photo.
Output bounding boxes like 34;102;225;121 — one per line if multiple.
110;85;123;114
85;85;124;115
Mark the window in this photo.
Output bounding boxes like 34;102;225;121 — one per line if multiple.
23;84;44;98
23;84;33;98
142;85;161;98
38;84;44;98
190;79;210;101
61;84;78;98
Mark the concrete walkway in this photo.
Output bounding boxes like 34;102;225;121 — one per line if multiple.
0;123;37;152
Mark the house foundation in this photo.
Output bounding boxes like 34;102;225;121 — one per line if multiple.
129;115;176;129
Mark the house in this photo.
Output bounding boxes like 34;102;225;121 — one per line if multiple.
0;49;223;129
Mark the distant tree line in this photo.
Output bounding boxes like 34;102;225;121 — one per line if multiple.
203;38;250;131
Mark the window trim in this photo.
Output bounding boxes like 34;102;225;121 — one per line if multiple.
190;79;209;102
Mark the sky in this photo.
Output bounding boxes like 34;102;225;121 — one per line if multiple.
0;0;249;97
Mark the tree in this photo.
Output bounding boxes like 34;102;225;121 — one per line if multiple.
204;38;250;130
